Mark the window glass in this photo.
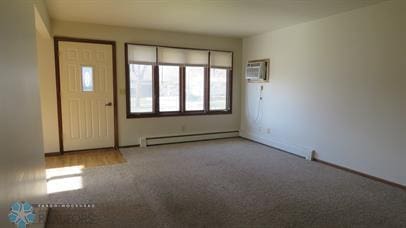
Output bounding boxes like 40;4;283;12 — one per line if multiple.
185;66;205;111
210;68;228;110
129;64;153;113
126;44;233;117
159;65;180;112
81;66;93;92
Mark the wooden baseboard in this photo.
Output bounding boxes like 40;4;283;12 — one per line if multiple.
240;136;305;159
119;144;140;149
44;147;116;157
63;147;115;153
241;135;405;190
44;152;61;157
314;158;405;190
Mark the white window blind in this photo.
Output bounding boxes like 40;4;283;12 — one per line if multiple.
158;47;208;65
127;44;156;63
210;51;232;68
127;44;232;68
185;49;209;65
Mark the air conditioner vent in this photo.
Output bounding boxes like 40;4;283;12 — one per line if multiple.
246;59;269;82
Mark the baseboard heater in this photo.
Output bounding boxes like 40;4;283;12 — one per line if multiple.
142;130;240;147
239;131;314;161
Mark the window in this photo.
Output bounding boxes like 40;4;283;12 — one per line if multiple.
209;51;232;112
210;68;228;110
81;66;93;92
185;66;205;111
159;65;180;112
129;64;153;113
125;43;232;118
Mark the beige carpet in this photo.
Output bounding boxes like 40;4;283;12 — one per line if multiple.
47;138;406;227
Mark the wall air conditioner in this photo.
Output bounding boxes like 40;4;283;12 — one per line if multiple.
246;59;269;82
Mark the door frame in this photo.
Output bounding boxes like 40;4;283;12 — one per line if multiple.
54;36;118;154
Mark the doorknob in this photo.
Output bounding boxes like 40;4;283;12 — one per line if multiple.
105;102;113;106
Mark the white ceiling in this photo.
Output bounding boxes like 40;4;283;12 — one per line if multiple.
46;0;384;38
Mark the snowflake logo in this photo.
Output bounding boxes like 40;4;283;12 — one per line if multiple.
8;201;36;228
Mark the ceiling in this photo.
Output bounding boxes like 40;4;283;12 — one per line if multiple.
46;0;384;38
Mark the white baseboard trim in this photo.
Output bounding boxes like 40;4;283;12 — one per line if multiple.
240;131;313;160
146;131;240;146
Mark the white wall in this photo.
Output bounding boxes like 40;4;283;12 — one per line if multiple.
41;21;242;150
34;0;52;35
241;0;406;185
36;30;59;153
0;0;47;226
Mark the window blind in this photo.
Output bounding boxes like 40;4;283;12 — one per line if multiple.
127;44;232;68
158;47;208;65
210;51;232;68
127;44;156;63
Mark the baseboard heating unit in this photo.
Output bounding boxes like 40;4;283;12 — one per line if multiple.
141;130;240;147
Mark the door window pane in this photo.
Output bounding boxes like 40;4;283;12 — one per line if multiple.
185;66;205;111
210;68;228;110
81;66;93;92
159;65;180;112
129;64;153;113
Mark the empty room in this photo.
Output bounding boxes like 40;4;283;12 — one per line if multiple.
1;0;405;227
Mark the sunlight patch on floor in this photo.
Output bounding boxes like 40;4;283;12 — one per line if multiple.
46;165;83;194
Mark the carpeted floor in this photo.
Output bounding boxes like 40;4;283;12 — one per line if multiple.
46;138;406;227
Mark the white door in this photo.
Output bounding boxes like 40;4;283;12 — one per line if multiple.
59;41;114;151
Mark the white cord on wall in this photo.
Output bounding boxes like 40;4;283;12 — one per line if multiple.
246;85;264;127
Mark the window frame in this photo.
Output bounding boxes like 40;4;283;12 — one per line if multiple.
158;64;181;113
184;64;207;113
125;43;233;118
209;66;232;112
127;62;156;116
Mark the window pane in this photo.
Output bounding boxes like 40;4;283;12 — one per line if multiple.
129;64;153;113
81;66;93;92
159;65;180;112
185;66;205;111
210;68;228;110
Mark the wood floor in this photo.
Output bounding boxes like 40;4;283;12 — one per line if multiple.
45;148;126;169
